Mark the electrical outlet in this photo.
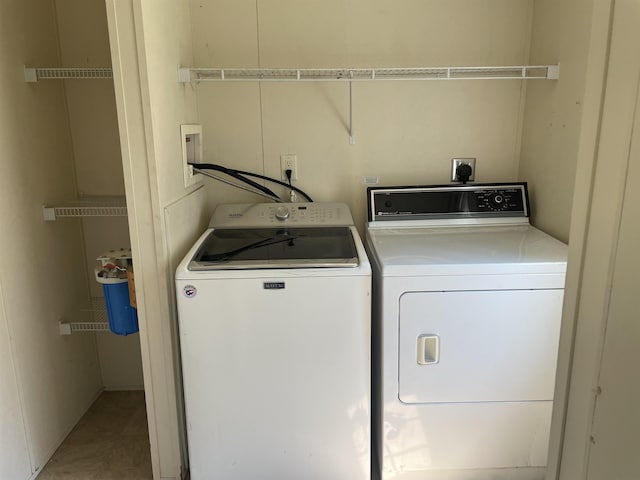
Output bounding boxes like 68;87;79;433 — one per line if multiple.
281;154;298;181
451;158;476;182
181;124;203;188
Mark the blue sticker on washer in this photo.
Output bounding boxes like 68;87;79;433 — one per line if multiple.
183;285;197;298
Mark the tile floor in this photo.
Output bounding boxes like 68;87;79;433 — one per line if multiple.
37;390;152;480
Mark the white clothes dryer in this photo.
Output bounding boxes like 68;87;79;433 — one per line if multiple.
176;202;371;480
365;183;567;480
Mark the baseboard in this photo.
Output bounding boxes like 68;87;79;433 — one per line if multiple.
103;385;145;391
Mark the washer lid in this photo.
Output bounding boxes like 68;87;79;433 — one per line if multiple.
189;226;359;270
367;224;567;276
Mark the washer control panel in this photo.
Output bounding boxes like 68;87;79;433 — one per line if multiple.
209;202;354;228
368;183;529;222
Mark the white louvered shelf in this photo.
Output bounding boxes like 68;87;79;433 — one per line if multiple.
23;64;560;83
43;196;127;221
25;64;560;144
178;64;560;83
24;66;113;82
178;64;559;144
59;297;109;335
59;321;110;334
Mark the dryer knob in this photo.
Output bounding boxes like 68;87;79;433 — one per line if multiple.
490;193;506;209
275;206;290;221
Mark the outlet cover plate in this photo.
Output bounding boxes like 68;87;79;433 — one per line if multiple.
280;154;298;181
181;124;203;188
451;158;476;182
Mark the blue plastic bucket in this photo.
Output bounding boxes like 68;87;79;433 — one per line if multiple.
102;280;139;336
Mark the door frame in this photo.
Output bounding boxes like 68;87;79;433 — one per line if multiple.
553;0;640;478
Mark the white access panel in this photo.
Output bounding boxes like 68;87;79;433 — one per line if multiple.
177;272;371;480
399;289;564;404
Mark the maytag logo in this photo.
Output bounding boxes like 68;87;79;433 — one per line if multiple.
264;282;285;290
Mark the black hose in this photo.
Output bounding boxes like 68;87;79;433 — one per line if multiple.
193;163;279;199
189;162;314;202
231;168;313;202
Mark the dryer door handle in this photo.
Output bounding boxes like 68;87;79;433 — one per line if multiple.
417;334;440;365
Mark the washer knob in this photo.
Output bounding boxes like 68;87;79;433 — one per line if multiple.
275;206;290;221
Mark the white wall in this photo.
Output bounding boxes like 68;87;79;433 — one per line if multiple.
0;283;30;480
558;0;640;477
0;0;103;476
585;82;640;478
54;0;125;196
82;217;144;389
516;2;621;478
106;0;204;477
519;0;595;242
53;0;144;391
104;2;640;480
189;0;535;228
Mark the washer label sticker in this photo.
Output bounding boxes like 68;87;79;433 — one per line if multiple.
183;285;197;298
263;282;285;290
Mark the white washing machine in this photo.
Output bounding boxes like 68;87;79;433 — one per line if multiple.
365;183;567;480
176;202;371;480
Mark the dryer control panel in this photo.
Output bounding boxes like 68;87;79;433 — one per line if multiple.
368;183;529;222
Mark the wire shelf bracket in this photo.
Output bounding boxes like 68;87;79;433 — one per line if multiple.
24;66;113;82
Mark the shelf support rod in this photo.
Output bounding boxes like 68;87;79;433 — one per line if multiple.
349;72;355;145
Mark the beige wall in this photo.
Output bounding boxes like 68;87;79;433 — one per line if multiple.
0;283;31;480
81;217;144;389
519;0;595;242
55;0;124;196
102;2;640;480
516;1;613;478
0;0;103;476
107;0;203;477
190;0;535;229
137;0;200;475
54;0;144;391
584;78;640;477
6;2;613;480
557;0;640;477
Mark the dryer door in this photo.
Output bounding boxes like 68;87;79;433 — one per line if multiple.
398;289;563;404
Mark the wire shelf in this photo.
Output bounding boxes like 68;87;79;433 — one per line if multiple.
59;298;110;334
24;67;113;82
24;64;559;82
61;321;111;334
179;65;560;83
43;196;128;221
